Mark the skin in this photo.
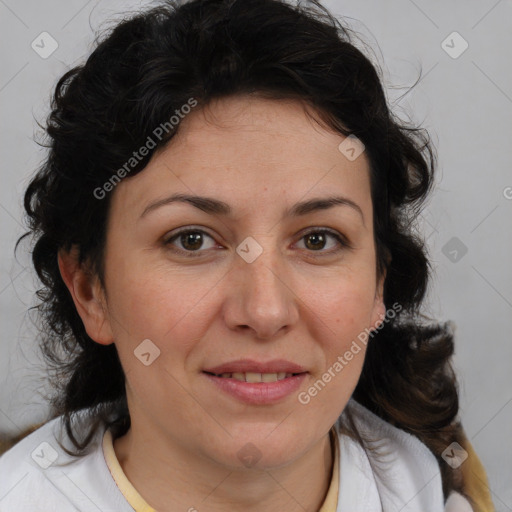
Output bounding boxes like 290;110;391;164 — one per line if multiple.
59;95;386;512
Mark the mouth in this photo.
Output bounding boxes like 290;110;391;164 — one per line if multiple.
203;371;304;382
203;358;307;376
201;360;308;405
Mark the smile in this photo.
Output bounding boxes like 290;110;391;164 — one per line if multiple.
202;370;308;405
205;371;300;382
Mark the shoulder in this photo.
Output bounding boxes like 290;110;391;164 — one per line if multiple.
0;413;131;512
335;399;474;512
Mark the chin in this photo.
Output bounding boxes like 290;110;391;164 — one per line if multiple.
206;429;309;471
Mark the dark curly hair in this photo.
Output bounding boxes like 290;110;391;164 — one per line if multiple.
18;0;471;504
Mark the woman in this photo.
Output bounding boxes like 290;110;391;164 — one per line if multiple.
0;0;493;510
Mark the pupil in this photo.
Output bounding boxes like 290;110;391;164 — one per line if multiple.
182;232;203;250
306;233;325;250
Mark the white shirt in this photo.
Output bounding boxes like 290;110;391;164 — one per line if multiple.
336;399;473;511
0;398;473;511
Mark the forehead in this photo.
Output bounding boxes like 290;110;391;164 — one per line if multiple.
109;95;372;221
173;95;360;159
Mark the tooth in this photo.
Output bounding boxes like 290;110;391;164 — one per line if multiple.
245;372;262;383
223;372;290;382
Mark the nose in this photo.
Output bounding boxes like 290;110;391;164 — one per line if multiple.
222;242;300;340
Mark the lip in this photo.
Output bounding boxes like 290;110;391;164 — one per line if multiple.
203;358;307;375
203;372;308;405
202;359;308;405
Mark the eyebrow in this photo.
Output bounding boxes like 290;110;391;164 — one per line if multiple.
140;193;364;224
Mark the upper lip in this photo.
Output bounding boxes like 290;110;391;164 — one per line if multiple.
203;359;307;375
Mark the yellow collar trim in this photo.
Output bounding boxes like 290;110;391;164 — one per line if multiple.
103;429;156;512
319;426;340;512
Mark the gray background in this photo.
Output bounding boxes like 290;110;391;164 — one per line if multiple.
1;0;511;509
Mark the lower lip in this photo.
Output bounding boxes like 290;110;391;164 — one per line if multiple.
203;372;307;405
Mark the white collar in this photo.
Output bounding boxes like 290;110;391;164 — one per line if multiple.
335;399;445;512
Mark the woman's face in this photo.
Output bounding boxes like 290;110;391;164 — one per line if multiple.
91;95;385;469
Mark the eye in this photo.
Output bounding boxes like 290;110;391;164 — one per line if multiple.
164;226;350;258
164;228;218;256
295;228;349;254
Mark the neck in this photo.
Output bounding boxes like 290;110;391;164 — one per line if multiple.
113;421;334;512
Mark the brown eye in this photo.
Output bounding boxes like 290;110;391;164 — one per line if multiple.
180;231;204;251
165;228;217;256
304;232;327;250
297;229;348;254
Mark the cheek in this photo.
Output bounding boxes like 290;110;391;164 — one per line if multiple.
297;285;372;419
302;274;376;395
105;258;224;368
309;273;378;337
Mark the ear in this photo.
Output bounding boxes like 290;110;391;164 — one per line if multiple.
57;246;114;345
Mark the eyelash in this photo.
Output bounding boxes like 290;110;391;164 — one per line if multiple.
163;226;351;258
